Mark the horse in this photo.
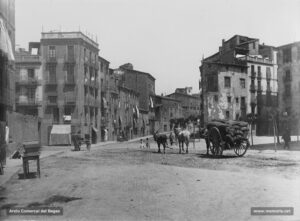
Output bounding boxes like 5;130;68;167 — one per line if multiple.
153;131;168;154
174;128;191;154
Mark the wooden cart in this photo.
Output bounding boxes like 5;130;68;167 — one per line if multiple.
206;120;250;157
71;133;91;151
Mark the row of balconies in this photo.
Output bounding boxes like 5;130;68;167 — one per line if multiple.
84;77;100;88
15;97;42;106
250;71;272;80
15;77;42;86
46;55;99;69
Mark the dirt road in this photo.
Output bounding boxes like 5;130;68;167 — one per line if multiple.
1;140;300;221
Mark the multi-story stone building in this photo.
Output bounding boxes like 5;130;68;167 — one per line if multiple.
154;95;183;132
118;85;139;140
15;43;42;116
167;87;200;119
98;56;110;141
277;41;300;134
115;63;157;134
102;68;141;141
200;35;278;135
0;0;15;121
40;31;101;145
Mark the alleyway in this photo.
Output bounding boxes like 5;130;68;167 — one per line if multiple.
0;139;300;221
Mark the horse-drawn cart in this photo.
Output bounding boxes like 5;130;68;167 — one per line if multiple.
71;133;91;151
206;120;250;157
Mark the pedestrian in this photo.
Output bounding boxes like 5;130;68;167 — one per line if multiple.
145;138;150;149
139;139;145;149
282;127;291;150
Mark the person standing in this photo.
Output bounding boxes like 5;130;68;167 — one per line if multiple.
282;127;291;150
145;138;150;149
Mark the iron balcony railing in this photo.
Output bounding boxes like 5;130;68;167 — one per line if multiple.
16;98;42;106
64;96;76;105
16;77;42;86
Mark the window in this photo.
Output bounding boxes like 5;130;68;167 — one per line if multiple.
236;97;239;103
224;77;231;88
49;46;56;58
285;70;291;81
265;67;271;78
227;96;231;103
235;113;240;120
251;65;255;74
207;75;218;92
28;88;35;100
48;96;57;103
257;80;261;91
28;69;35;79
267;81;271;91
67;45;74;60
252;42;255;49
241;97;246;108
214;95;218;102
283;48;292;63
48;64;56;82
257;66;261;74
226;111;230;119
240;78;245;88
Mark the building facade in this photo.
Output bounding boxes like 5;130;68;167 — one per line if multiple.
154;95;183;132
15;44;42;116
167;87;200;119
277;42;300;134
0;0;15;121
200;35;278;135
40;31;101;145
115;63;157;134
98;56;110;141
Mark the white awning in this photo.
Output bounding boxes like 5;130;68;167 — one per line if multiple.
51;124;71;134
0;18;14;61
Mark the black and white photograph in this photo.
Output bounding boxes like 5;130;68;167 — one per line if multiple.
0;0;300;220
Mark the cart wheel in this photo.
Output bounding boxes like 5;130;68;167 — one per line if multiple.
234;139;249;157
208;127;223;156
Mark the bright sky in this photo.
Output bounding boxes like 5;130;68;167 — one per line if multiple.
15;0;300;95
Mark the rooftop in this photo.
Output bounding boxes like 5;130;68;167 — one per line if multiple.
41;31;98;48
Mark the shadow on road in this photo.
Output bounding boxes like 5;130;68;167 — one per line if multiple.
197;153;238;159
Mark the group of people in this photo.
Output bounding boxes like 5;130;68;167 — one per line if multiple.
139;138;150;149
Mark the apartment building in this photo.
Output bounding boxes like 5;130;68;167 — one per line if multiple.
15;43;42;116
200;35;278;135
115;63;156;134
167;87;200;119
40;31;100;145
154;95;183;132
277;42;300;134
98;56;110;141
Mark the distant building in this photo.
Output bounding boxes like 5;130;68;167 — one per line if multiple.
40;31;101;145
277;42;300;134
98;56;110;141
167;87;200;119
15;43;42;116
0;0;15;121
154;95;183;132
115;63;157;134
118;86;139;140
200;35;278;135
